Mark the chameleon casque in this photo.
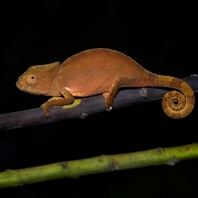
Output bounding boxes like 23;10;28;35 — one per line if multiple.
16;48;195;119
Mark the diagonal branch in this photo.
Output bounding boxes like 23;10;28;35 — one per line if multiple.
0;143;198;188
0;75;198;131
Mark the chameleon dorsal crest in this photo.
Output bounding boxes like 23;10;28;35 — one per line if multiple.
16;48;195;118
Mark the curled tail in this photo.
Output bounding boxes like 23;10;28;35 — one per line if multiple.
146;74;195;119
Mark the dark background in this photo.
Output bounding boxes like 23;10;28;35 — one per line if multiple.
0;1;198;197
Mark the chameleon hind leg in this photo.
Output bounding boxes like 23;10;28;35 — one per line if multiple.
103;77;138;110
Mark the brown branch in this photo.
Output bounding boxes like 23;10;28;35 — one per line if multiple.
0;75;197;131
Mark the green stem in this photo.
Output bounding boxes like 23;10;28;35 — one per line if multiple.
0;143;198;188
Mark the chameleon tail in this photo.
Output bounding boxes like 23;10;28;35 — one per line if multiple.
144;74;195;119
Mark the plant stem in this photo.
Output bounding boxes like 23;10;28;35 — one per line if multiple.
0;143;198;188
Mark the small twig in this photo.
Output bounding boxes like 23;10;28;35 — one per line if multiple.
0;75;198;131
0;143;198;188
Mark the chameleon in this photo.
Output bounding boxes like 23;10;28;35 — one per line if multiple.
16;48;195;119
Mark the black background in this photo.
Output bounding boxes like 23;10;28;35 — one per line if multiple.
0;1;198;197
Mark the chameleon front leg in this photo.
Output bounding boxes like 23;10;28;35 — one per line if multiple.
42;89;74;116
103;77;138;110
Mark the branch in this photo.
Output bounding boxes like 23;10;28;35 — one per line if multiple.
0;143;198;188
0;75;198;131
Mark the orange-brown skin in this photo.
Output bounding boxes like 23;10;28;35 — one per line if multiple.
16;48;195;119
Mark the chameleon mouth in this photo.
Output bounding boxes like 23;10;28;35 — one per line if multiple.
16;80;23;90
16;79;48;95
16;79;30;91
16;80;31;93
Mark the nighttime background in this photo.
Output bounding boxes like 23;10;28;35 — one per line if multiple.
0;1;198;197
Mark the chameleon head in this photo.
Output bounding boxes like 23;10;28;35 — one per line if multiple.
16;62;60;95
16;72;40;94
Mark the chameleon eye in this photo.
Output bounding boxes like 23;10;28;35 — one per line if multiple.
25;73;38;86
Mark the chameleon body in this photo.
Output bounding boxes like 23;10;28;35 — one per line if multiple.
16;48;195;119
